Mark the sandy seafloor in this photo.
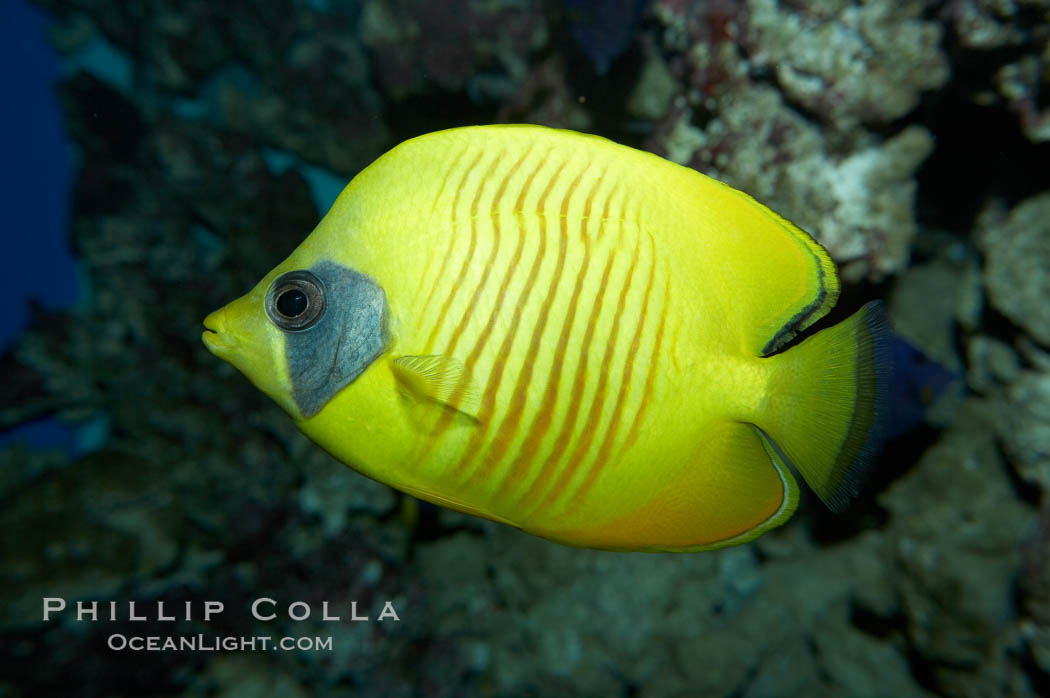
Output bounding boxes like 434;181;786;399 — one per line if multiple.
2;1;1050;696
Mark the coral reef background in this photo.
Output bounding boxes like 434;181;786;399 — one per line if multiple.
2;0;1050;696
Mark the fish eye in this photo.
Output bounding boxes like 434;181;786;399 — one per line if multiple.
265;270;326;332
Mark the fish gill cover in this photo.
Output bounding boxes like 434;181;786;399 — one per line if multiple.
1;0;1049;696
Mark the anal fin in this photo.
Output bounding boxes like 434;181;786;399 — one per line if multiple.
532;421;799;552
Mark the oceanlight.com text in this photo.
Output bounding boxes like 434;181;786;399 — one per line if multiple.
107;634;334;652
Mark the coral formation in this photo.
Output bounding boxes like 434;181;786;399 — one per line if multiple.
950;0;1050;142
644;0;947;280
746;0;949;129
977;193;1050;347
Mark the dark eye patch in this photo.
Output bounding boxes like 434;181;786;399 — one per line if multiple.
282;261;388;418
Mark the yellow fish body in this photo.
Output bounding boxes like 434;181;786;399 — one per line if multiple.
203;125;889;552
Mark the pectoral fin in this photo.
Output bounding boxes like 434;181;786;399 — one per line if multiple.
391;355;481;420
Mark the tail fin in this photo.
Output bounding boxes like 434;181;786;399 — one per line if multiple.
758;302;892;512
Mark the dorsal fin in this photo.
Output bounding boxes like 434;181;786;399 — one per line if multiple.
687;176;840;356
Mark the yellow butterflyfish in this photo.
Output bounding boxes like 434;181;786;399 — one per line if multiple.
202;125;890;552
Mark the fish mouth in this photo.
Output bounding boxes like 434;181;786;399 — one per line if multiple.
201;308;231;356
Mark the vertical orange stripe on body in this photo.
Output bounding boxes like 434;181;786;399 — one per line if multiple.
448;154;558;479
597;176;618;240
512;172;609;506
424;149;485;353
436;151;505;359
615;268;669;462
522;250;615;513
460;160;569;483
414;148;534;462
494;168;589;498
566;232;658;509
537;231;641;510
459;147;531;372
421;146;471;317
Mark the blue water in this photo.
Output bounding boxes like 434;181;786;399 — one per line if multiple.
2;0;76;448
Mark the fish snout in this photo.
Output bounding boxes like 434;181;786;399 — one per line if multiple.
201;307;233;357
